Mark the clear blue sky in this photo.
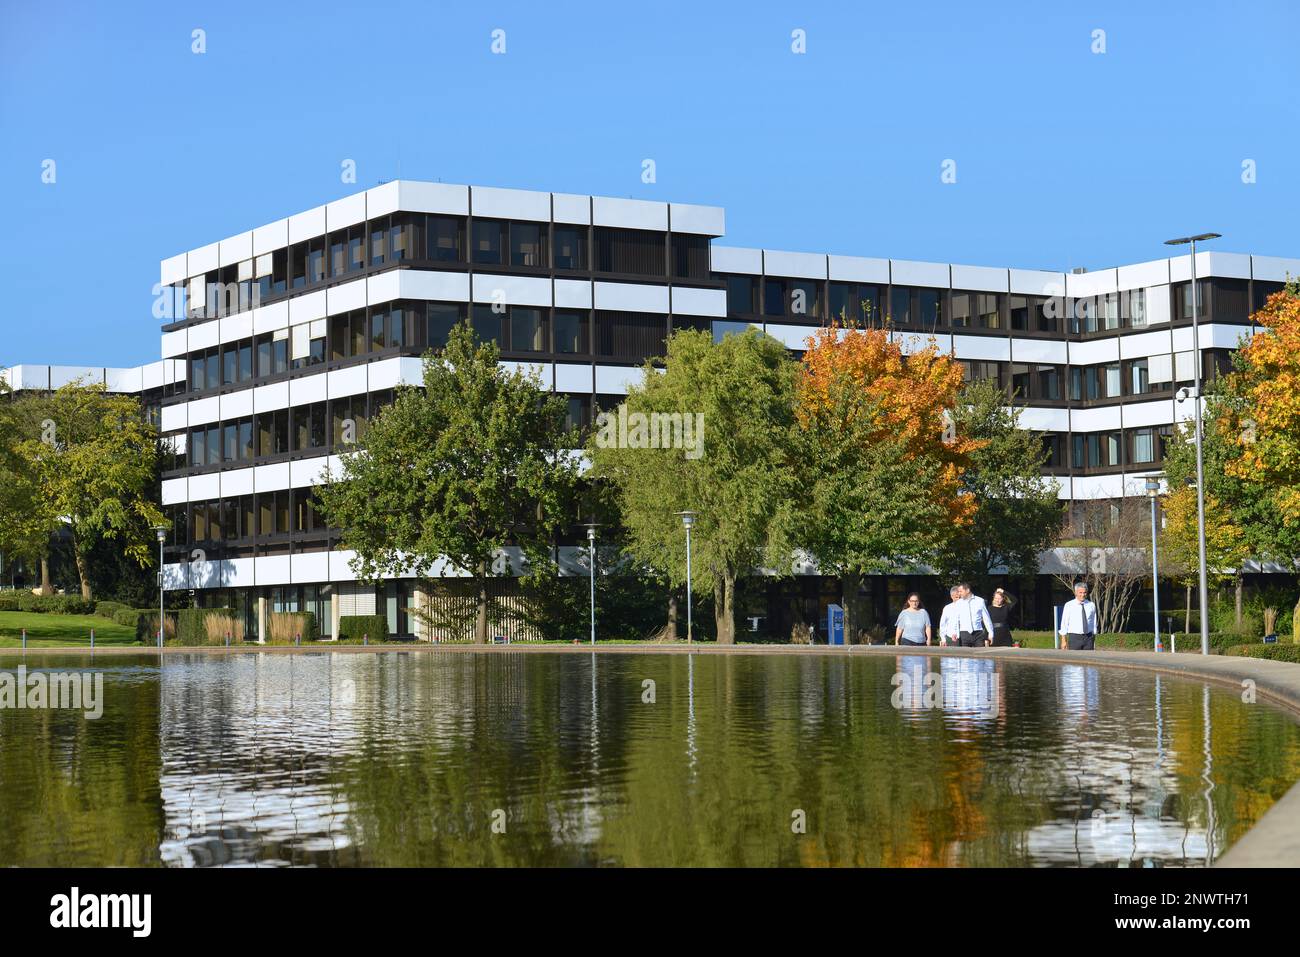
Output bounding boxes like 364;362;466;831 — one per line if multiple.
2;0;1296;367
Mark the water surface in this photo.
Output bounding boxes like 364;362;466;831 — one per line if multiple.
1;651;1297;867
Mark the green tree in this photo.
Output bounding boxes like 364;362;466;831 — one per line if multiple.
588;328;799;644
314;322;579;642
0;385;58;592
7;382;165;600
938;379;1063;587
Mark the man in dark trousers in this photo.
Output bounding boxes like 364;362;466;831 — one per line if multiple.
956;583;994;647
1058;581;1099;650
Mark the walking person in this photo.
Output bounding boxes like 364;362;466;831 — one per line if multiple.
938;585;962;646
894;593;932;646
956;583;994;647
1059;581;1099;650
988;587;1015;647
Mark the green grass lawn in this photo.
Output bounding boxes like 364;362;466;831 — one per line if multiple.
0;612;142;648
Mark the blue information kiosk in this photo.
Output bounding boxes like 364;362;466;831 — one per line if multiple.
827;604;845;646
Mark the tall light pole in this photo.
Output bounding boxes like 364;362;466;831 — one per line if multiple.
154;524;169;648
677;511;696;643
583;523;599;646
1164;233;1219;656
1145;477;1162;651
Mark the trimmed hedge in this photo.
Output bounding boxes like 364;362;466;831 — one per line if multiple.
1223;643;1300;663
94;600;131;619
339;615;388;643
169;608;241;645
0;592;95;615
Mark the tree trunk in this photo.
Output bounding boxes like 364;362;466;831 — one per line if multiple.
74;551;92;602
39;557;53;596
474;568;488;643
842;570;868;645
665;594;678;641
1234;573;1243;627
714;572;736;645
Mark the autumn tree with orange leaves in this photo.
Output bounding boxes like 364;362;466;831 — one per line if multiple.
779;324;977;643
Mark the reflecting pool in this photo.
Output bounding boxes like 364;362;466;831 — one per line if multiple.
1;651;1297;867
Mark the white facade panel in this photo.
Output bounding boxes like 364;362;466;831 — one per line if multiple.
367;270;401;306
1009;269;1065;296
552;193;591;225
1201;251;1252;280
161;329;189;359
594;365;644;395
161;253;187;286
710;246;763;275
1122;399;1177;428
1068;337;1120;365
1072;474;1128;500
288;205;327;245
221;467;255;498
290;456;331;488
554;279;592;308
254;461;292;493
288;289;327;324
500;360;552;386
472;274;552;307
366;181;401;218
328;363;368;399
188;242;219;277
366;357;403;392
397;180;469;216
160;403;187;434
292;553;331;585
1009;337;1068;364
188;319;219;351
470;185;551;222
253;381;290;413
252;219;289;256
161;478;188;506
188;395;220;427
328;277;368;315
671;286;727;318
1251;255;1300;282
950;264;1008;292
188;472;221;503
764;250;826;279
104;366;144;393
952;334;1011;362
1116;259;1169;291
221;388;253;420
893;330;951;355
764;324;819;351
592;196;667;231
828;255;889;283
1016;407;1070;432
1070;406;1123;432
220;310;253;344
1065;268;1118;298
890;260;949;288
669;203;725;236
593;281;669;313
555;362;593;393
401;269;471;303
219;232;253;266
290;372;327;406
326;191;367;231
255;555;293;587
329;550;361;582
1119;329;1173;360
252;300;289;335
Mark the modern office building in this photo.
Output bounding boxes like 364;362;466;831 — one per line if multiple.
8;181;1297;637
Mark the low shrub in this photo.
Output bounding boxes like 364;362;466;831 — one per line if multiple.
1223;643;1300;663
0;592;95;614
339;615;388;643
95;600;130;619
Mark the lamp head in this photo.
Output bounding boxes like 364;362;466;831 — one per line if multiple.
677;510;696;530
1144;477;1161;496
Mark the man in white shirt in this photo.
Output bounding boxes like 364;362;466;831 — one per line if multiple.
1059;581;1099;650
937;586;962;646
956;583;995;647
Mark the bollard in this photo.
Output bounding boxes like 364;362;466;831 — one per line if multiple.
295;633;300;647
21;629;26;650
1171;633;1177;654
90;628;95;649
363;633;368;646
225;632;230;647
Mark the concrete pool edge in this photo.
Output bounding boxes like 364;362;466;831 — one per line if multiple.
3;642;1297;867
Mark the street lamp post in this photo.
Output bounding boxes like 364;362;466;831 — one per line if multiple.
1145;477;1162;651
153;525;169;649
583;523;599;646
677;511;696;643
1165;233;1220;656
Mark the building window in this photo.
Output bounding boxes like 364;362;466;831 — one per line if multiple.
951;292;972;328
428;216;464;263
510;222;546;267
726;276;757;314
712;320;750;343
977;293;1001;329
472;304;503;345
553;226;587;270
554;310;589;354
472;219;504;265
509;307;546;352
763;279;786;317
1123;288;1147;327
594;311;667;360
426;303;463;349
671;234;710;279
594;228;665;277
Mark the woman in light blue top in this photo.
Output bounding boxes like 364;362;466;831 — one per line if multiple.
894;593;932;646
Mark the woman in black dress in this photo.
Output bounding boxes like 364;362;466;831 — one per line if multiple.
989;588;1015;646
